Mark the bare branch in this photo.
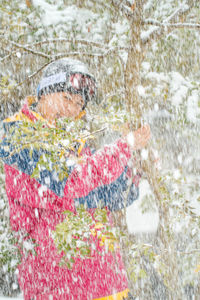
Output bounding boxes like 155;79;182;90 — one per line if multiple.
163;5;189;23
0;38;130;63
53;52;105;61
29;38;106;49
13;47;128;88
30;39;130;51
178;249;200;255
0;38;105;63
14;60;52;88
53;46;129;61
10;42;50;59
143;20;200;29
0;37;50;61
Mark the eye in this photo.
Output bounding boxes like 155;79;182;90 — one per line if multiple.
77;101;83;107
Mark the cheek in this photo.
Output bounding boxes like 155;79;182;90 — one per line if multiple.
59;100;82;118
47;103;56;115
50;100;61;111
69;103;80;112
74;104;82;115
60;103;75;117
56;101;67;114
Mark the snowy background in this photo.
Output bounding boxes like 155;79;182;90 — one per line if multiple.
0;0;200;299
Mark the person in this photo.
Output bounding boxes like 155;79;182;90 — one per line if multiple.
0;59;150;300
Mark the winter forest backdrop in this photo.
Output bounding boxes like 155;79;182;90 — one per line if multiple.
0;0;200;299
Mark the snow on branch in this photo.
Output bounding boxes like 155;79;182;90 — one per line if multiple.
163;5;189;23
141;2;198;44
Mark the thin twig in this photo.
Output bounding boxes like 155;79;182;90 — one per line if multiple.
14;60;52;87
1;37;130;66
29;38;130;51
178;249;200;255
29;38;106;49
163;6;188;23
0;39;106;63
80;127;107;140
52;51;112;61
0;38;50;60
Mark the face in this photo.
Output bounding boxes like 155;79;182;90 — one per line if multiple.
37;92;84;124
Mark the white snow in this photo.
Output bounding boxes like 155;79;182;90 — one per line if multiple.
187;90;200;122
16;52;21;59
171;85;188;106
137;85;146;98
33;0;96;29
141;26;159;42
38;185;48;197
141;148;149;160
126;132;135;148
169;72;189;105
146;71;168;82
173;169;181;180
154;103;159;111
66;159;76;167
126;180;159;233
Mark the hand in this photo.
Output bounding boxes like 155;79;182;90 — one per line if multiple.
126;124;151;150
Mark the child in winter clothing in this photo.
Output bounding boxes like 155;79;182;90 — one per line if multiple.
0;59;150;300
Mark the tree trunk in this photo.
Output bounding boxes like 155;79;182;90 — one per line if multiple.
121;1;182;298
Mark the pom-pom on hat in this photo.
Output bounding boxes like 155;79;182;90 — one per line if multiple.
37;58;97;109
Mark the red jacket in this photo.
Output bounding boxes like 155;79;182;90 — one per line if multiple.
1;103;140;300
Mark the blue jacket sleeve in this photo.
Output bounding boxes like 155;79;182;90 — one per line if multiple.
74;166;139;212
